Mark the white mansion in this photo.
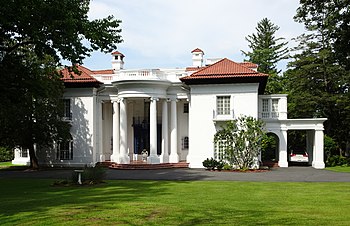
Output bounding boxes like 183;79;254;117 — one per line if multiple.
12;48;326;169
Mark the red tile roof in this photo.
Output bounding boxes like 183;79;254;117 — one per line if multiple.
111;51;125;57
93;69;114;74
239;62;258;69
185;66;207;72
191;48;204;54
181;58;267;80
60;65;102;85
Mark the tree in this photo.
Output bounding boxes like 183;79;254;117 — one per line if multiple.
242;18;289;94
214;116;266;170
285;0;350;154
0;0;122;64
0;1;122;168
295;0;350;70
0;49;71;168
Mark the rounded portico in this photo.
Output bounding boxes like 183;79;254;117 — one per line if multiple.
95;64;190;165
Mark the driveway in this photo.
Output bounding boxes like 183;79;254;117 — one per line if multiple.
1;167;349;182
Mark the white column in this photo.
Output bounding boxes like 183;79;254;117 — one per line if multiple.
119;98;130;164
128;101;134;161
169;98;179;163
312;129;325;169
98;101;104;162
92;88;98;164
148;97;160;164
111;100;120;162
278;129;288;167
160;99;169;163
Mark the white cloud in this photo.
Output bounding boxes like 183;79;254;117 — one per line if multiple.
84;0;305;70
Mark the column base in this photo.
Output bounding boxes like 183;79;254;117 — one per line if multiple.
118;155;130;164
99;154;106;162
312;161;325;169
278;161;288;167
110;154;119;162
160;154;169;163
169;154;179;163
147;155;160;164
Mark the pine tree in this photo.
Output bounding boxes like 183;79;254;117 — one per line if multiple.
242;18;289;94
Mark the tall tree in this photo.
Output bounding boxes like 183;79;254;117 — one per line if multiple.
0;0;122;64
242;18;289;94
286;0;350;153
0;0;122;168
295;0;350;70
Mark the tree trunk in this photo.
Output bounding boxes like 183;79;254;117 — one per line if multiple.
28;144;39;169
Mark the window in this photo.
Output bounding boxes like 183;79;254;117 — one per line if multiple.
214;140;228;161
183;103;189;113
20;149;28;158
262;99;269;118
181;136;189;150
57;140;73;160
217;96;231;115
63;99;71;120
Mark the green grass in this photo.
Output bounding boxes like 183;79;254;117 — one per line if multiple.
0;179;350;225
0;161;28;171
326;166;350;173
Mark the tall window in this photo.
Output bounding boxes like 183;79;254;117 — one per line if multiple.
63;99;71;120
217;96;231;115
57;140;73;160
262;99;269;118
182;136;189;150
183;103;189;113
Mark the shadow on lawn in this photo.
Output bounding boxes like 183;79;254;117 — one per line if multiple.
0;179;181;222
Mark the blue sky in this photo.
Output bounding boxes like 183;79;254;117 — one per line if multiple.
81;0;305;71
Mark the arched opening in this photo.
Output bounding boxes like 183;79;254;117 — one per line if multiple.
261;132;279;167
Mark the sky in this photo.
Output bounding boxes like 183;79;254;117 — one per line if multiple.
82;0;306;71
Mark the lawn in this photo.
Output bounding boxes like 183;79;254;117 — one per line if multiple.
325;166;350;173
0;161;28;170
0;179;349;225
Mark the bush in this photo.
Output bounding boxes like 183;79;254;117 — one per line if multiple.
223;163;233;170
203;158;217;170
0;147;14;162
202;158;225;171
326;155;350;167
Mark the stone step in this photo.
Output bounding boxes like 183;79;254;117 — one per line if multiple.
109;162;189;170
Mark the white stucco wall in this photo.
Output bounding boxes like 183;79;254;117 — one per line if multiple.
187;83;259;168
37;88;96;167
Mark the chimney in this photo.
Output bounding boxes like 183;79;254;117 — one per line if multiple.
111;51;124;72
191;48;204;67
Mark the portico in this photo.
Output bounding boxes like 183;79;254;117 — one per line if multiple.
98;76;188;165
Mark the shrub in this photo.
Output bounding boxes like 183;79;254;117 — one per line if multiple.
326;155;350;167
216;161;225;171
202;158;225;171
0;147;14;162
223;163;233;170
202;158;217;170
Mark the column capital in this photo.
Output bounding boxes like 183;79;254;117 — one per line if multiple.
150;97;159;102
168;97;178;102
117;97;126;103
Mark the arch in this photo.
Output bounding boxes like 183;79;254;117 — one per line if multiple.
262;132;280;163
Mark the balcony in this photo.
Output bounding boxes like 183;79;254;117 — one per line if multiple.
258;94;287;120
213;109;235;122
